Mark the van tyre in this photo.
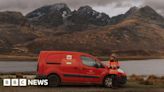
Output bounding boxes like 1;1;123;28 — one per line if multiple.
103;75;117;88
48;75;60;87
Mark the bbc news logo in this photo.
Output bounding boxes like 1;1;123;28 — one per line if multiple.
3;79;48;86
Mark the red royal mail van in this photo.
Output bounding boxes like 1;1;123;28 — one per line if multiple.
37;51;127;88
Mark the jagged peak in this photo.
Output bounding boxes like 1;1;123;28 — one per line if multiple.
137;5;158;14
125;5;163;17
129;6;138;11
78;5;93;11
125;6;139;16
140;5;154;11
49;3;70;11
138;5;164;18
26;3;71;19
130;6;138;10
51;3;67;7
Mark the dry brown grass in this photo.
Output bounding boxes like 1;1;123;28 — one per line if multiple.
129;75;164;86
129;74;144;81
15;73;24;78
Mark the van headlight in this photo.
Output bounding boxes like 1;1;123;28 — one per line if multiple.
118;69;125;73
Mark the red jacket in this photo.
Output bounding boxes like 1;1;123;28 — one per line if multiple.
109;60;120;69
108;60;120;74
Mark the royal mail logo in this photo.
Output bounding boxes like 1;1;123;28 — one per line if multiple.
3;79;48;87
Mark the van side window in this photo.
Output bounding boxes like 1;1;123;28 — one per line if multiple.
81;56;97;67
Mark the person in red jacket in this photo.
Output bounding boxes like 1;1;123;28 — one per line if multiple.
108;53;120;73
108;53;120;88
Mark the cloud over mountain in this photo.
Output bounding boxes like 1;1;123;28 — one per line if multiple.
0;0;142;16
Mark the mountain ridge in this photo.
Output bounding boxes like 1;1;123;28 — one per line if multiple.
0;3;164;57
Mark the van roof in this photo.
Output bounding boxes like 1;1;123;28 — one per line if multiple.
40;51;89;55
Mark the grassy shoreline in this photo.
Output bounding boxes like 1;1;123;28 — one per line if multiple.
0;55;164;61
0;55;37;61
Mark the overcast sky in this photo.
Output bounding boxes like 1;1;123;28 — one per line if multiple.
0;0;163;17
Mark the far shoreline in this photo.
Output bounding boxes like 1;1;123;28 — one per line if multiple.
0;55;37;61
0;55;164;61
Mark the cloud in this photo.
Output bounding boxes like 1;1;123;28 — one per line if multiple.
0;0;132;15
0;0;163;17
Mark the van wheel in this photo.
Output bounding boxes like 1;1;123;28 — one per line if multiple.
104;75;118;88
104;76;113;88
48;75;60;87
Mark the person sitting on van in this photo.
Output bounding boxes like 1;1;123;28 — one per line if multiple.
108;53;120;69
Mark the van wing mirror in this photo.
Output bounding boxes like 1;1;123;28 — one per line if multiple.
94;62;105;68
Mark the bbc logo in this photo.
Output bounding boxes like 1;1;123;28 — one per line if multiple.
3;79;27;87
3;79;48;86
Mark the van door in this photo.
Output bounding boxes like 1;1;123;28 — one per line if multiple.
60;54;82;83
46;54;81;83
80;56;105;83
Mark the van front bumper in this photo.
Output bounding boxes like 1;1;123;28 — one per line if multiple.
116;76;127;85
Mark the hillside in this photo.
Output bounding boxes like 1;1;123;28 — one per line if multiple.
0;11;37;55
25;19;164;56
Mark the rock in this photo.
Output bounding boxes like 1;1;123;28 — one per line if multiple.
26;3;71;27
110;6;164;27
67;5;110;26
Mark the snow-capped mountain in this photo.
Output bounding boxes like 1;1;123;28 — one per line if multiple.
26;3;71;27
26;3;110;27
